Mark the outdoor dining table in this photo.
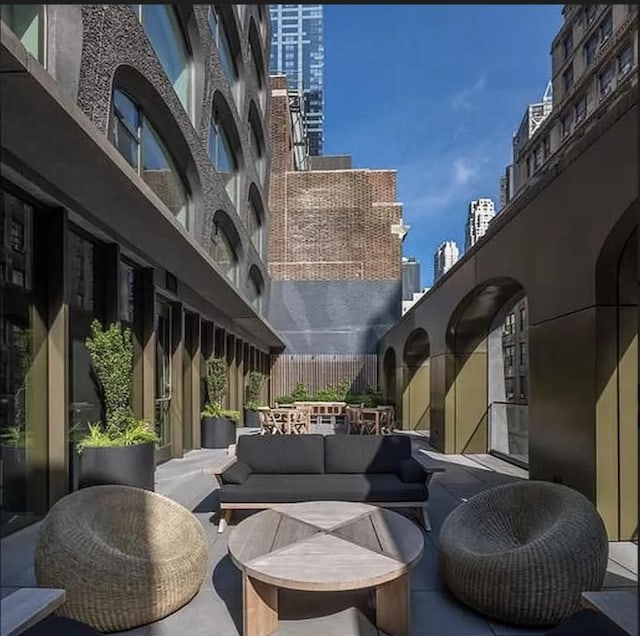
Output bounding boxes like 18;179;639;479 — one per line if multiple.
266;408;310;434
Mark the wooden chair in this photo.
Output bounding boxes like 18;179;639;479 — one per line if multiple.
259;409;285;435
360;409;381;435
379;406;395;435
345;405;363;435
290;406;311;434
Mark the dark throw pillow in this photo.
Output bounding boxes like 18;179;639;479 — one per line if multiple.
221;461;253;485
398;457;427;484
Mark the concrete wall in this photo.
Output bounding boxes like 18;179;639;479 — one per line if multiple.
269;280;401;354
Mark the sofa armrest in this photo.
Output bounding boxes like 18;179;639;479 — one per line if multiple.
412;454;445;485
220;461;253;485
397;457;430;483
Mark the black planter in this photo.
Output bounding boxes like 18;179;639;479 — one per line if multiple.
201;416;236;448
243;409;260;428
78;441;155;491
0;446;26;512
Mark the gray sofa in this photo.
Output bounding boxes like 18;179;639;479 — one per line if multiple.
216;434;442;531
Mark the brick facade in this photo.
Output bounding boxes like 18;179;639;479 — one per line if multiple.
268;78;403;282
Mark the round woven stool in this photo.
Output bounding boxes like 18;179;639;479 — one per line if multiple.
35;485;208;632
439;481;608;626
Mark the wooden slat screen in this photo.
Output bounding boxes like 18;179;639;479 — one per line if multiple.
270;354;378;401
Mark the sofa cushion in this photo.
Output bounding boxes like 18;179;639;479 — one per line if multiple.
324;435;413;474
220;473;428;504
237;434;325;474
221;461;252;485
398;457;428;483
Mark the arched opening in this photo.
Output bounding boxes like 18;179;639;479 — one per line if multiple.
208;6;243;111
246;265;264;313
595;203;637;541
487;294;529;467
382;347;397;406
210;210;242;285
248;101;267;185
440;278;526;456
209;91;243;211
248;18;267;113
109;87;190;230
402;329;430;432
246;183;264;257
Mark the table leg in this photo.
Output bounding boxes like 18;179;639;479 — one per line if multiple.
376;573;409;636
243;574;278;636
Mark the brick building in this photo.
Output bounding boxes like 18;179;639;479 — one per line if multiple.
267;75;405;394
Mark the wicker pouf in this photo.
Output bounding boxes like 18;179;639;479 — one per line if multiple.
35;485;208;632
439;481;608;627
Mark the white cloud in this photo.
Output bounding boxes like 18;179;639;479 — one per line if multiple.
452;158;476;186
450;75;487;112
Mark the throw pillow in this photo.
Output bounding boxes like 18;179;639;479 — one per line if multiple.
221;461;253;485
398;458;427;483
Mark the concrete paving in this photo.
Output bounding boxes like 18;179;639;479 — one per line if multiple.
1;442;636;636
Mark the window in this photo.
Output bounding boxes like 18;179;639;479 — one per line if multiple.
599;64;614;98
618;45;633;77
505;378;515;402
69;231;95;311
526;156;532;179
110;89;189;228
560;114;572;139
246;269;262;311
119;261;135;324
533;145;543;171
519;342;527;366
503;313;515;336
250;121;265;184
562;64;574;95
575;95;587;124
519;376;528;402
599;10;612;43
584;4;597;25
519;306;526;331
542;135;551;160
209;7;239;100
137;5;191;116
563;32;573;60
247;198;262;255
210;222;237;284
10;220;25;252
208;109;239;209
504;344;516;368
584;33;598;67
0;5;44;64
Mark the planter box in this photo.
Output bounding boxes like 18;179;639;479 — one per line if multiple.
243;409;260;429
0;446;26;512
79;441;155;491
201;416;236;449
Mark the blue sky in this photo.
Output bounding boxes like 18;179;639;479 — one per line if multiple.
323;4;563;288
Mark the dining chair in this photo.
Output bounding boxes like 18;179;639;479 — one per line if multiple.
360;409;380;435
259;409;285;435
290;406;311;434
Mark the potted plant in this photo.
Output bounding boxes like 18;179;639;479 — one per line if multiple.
201;356;240;448
76;320;158;491
0;425;29;512
244;371;266;428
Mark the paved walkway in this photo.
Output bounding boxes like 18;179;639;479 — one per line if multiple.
1;441;636;636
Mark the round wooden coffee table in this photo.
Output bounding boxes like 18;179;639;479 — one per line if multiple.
228;501;424;636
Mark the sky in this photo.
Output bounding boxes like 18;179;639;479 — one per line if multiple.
323;4;564;288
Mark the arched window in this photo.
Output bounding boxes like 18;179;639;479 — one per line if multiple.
209;107;239;210
247;194;263;256
246;267;263;311
1;5;45;64
134;5;192;116
208;7;239;106
249;113;266;185
110;89;189;229
210;221;237;284
249;21;266;113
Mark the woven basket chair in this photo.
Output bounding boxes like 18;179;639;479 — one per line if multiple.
439;480;608;627
35;485;208;633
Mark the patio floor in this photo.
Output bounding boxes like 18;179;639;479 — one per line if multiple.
1;432;636;636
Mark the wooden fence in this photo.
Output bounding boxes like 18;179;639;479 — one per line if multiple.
270;354;378;401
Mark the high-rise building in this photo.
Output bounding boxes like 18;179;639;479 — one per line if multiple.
465;199;496;251
513;5;637;195
269;4;325;156
433;241;460;283
499;164;515;211
402;257;421;301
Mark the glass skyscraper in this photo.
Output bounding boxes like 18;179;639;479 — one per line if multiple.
269;4;324;156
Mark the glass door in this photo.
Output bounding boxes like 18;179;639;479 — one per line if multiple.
154;298;172;461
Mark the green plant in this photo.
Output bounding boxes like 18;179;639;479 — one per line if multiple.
0;425;31;448
245;371;266;410
77;320;158;452
221;409;241;423
205;356;228;408
290;382;309;401
275;394;295;405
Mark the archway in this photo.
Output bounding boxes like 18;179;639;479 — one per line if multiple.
441;278;526;454
402;329;430;432
595;204;637;541
382;347;397;406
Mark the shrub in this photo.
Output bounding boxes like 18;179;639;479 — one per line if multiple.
205;356;228;408
245;371;266;410
290;383;309;401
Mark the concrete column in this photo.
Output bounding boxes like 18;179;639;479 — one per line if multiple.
170;302;184;459
133;268;155;424
103;243;120;326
